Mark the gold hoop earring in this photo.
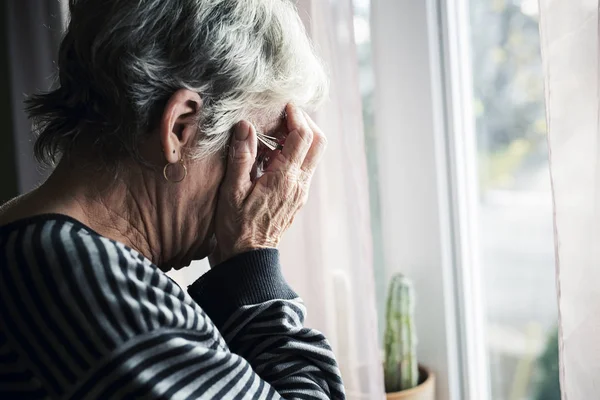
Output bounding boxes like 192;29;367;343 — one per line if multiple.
163;159;187;183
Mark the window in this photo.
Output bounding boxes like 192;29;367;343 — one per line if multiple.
468;0;559;399
353;0;559;399
352;0;386;334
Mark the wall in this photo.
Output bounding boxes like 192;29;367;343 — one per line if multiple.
4;1;64;194
0;2;18;204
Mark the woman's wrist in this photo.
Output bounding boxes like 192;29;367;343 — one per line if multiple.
189;249;297;328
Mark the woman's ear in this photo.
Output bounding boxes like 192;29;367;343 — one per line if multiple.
160;89;202;163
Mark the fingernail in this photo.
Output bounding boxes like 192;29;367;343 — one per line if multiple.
235;122;250;141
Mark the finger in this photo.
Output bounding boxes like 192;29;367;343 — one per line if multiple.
267;103;313;171
301;112;327;176
224;121;257;204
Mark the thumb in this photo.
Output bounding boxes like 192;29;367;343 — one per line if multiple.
224;121;257;205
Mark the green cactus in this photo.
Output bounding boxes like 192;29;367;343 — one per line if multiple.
383;273;418;393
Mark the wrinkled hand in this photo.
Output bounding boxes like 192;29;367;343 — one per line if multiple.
212;104;327;265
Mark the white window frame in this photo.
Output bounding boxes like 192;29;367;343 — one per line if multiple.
438;0;491;398
370;0;489;399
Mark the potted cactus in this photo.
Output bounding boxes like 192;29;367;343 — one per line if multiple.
384;274;435;400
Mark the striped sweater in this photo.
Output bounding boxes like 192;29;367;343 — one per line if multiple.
0;214;345;399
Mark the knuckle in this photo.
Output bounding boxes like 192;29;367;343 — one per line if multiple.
282;176;295;194
297;125;314;145
315;132;328;149
298;170;311;187
299;193;309;208
297;187;309;208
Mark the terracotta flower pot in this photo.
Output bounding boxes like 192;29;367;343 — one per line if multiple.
385;366;435;400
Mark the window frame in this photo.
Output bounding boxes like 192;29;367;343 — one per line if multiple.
437;0;491;398
370;0;490;399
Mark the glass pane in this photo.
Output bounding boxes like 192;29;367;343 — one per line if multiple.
468;1;560;399
352;0;387;336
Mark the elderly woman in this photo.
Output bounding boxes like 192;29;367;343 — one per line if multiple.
0;1;345;399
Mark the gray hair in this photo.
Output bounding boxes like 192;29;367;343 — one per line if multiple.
28;0;328;166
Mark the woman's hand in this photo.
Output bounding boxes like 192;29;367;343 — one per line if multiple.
212;104;327;265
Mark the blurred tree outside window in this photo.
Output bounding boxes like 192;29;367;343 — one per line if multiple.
471;0;558;398
352;0;559;399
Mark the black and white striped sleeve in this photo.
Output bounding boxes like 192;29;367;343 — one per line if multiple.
189;250;346;400
0;220;345;399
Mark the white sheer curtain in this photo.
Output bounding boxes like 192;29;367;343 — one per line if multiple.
282;1;384;398
171;1;385;398
539;1;600;399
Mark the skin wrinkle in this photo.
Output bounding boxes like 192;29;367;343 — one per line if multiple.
77;175;160;265
2;4;331;273
4;140;221;271
124;185;159;262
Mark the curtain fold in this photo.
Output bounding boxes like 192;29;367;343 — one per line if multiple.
539;1;599;398
278;1;385;398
